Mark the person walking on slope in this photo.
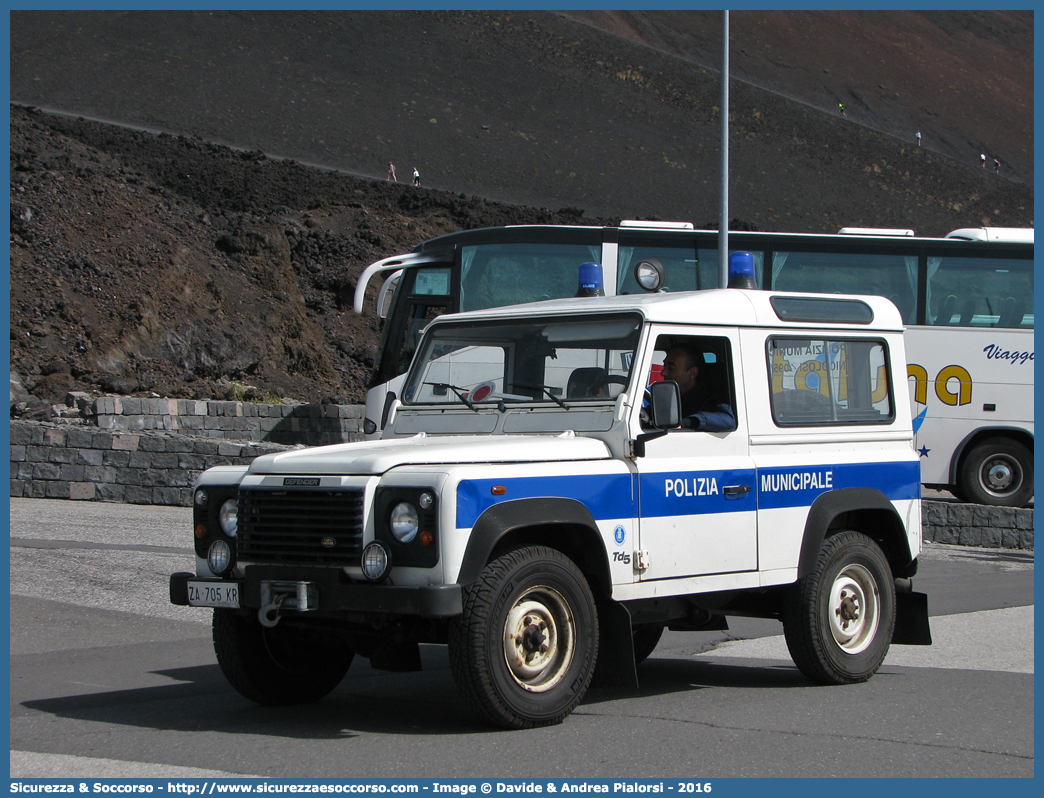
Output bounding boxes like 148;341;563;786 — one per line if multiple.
838;102;846;117
387;162;397;182
413;167;421;186
980;153;986;170
994;158;1001;174
916;130;921;146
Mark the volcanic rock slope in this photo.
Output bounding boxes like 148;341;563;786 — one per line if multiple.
8;10;1033;407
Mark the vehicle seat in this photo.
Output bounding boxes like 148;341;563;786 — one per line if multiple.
936;294;957;325
567;367;609;399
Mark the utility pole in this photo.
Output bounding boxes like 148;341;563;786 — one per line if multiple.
718;10;730;287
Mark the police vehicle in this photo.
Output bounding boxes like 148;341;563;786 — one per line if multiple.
171;256;932;729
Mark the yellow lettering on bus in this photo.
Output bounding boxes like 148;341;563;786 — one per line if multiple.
934;365;972;406
907;364;928;405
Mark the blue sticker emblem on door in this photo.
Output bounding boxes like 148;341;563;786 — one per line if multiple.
614;525;626;545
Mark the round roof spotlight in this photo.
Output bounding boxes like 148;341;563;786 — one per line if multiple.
361;541;390;582
634;259;666;292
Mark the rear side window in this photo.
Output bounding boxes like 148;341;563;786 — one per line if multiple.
767;337;894;426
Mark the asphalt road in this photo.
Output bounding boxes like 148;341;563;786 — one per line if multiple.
8;497;1034;779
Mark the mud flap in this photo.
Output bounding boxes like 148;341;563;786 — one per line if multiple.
892;589;932;645
591;599;639;689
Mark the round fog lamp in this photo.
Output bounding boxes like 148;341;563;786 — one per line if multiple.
361;541;390;581
419;492;434;510
390;501;419;543
194;489;208;507
219;498;239;537
208;539;232;575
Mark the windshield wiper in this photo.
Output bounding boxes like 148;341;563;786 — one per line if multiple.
514;384;568;409
423;382;478;411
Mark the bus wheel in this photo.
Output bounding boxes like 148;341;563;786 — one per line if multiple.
957;439;1033;507
213;609;353;705
783;531;895;685
448;546;598;729
632;624;665;665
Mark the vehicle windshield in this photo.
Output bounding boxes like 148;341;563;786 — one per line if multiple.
402;314;642;408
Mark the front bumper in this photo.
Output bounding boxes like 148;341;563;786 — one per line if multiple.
169;565;462;618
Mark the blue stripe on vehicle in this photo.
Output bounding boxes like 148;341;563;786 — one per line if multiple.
638;469;758;518
455;460;920;528
456;473;635;529
756;460;921;509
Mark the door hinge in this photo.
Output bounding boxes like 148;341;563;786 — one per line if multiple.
633;550;650;572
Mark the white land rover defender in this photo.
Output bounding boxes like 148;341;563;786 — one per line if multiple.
171;276;932;729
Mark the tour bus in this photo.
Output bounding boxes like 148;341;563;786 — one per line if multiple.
353;223;1034;506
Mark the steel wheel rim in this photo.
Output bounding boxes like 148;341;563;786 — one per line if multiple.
828;564;880;654
979;453;1022;497
503;588;576;693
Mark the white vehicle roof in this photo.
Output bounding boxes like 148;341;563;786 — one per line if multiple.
430;288;905;332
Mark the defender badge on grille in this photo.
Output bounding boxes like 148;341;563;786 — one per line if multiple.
321;537;337;548
284;477;321;486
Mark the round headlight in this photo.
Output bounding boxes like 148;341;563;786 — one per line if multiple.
219;498;238;537
361;541;390;581
208;539;232;575
194;489;208;507
635;258;666;292
390;501;419;543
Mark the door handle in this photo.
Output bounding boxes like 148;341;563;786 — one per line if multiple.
723;484;752;497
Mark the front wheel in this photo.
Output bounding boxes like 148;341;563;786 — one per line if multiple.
448;546;598;729
956;438;1033;507
213;609;353;705
783;531;895;685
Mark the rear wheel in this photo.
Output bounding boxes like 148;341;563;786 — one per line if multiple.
783;531;895;685
213;609;353;705
956;438;1033;507
448;546;598;729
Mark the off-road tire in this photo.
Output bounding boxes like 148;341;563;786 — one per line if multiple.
956;438;1033;507
213;608;353;705
448;546;598;729
783;531;895;685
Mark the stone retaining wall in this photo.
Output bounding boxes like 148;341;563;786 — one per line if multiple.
88;395;364;446
922;501;1034;549
8;419;1034;548
9;421;294;506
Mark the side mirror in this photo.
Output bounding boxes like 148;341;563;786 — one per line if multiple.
647;381;681;429
633;381;681;457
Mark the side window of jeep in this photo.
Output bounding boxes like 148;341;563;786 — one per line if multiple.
767;336;894;426
650;334;738;432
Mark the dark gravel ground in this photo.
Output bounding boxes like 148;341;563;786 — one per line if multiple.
7;10;1033;410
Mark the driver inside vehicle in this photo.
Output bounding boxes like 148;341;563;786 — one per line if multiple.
659;342;736;432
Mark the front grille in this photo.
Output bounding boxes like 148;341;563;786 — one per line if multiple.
237;487;365;567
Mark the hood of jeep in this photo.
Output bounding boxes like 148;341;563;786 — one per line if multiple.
247;434;611;475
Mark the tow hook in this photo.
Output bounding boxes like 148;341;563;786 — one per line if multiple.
257;581;319;628
258;598;284;628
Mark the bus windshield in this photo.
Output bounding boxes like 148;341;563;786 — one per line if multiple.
403;314;642;408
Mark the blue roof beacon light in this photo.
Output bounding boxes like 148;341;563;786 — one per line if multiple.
727;251;757;289
576;262;605;297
